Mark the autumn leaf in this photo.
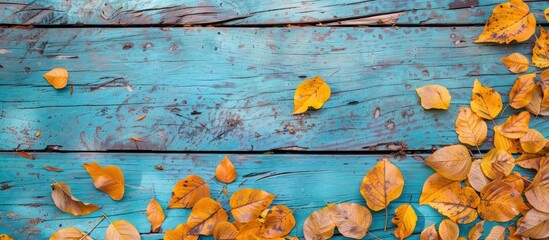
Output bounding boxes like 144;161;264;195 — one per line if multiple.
0;235;12;240
478;181;527;222
470;79;502;120
215;156;237;184
468;220;484;240
493;126;522;154
500;111;530;139
520;129;548;153
517;152;548;170
131;136;142;142
501;53;530;73
136;115;146;121
49;227;93;240
419;173;460;204
438;219;459;240
467;160;490;192
526;84;549;116
328;202;372;239
43;68;69;89
501;172;525;193
416;85;452;110
164;224;198;240
230;188;275;223
524;165;549;213
43;166;63;172
235;221;262;240
213;222;238;240
303;207;335;240
105;220;140;240
507;226;522;240
533;27;549;68
146;197;165;233
259;205;296;238
360;158;404;211
516;208;549;239
168;174;210;208
424;145;472;181
420;224;439;240
18;151;35;160
485;225;506;240
51;182;100;216
391;204;417;240
455;107;487;147
187;197;228;235
508;73;536;109
481;148;516;180
293;76;331;114
82;162;125;201
475;0;536;43
35;130;40;137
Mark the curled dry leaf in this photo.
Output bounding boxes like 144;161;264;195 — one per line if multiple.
230;188;275;223
481;148;516;180
467;160;491;192
168;174;210;209
146;197;165;233
360;158;404;211
455;107;487;147
303;207;335;240
213;222;238;240
493;126;522;154
520;129;548;153
293;76;331;114
164;224;198;240
425;145;472;181
260;205;296;238
438;219;459;240
524;166;549;213
187;197;228;235
475;0;535;43
470;79;502;120
501;53;530;73
105;220;141;240
215;156;237;184
391;204;417;240
509;73;536;109
43;68;69;89
51;182;100;216
485;225;506;240
420;224;439;240
533;27;549;68
478;181;527;222
49;227;93;240
468;220;485;240
416;85;451;110
82;162;125;200
516;208;549;239
328;202;372;239
526;84;549;116
500;111;530;139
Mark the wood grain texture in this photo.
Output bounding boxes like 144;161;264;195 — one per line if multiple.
0;153;534;239
0;0;547;26
1;27;547;151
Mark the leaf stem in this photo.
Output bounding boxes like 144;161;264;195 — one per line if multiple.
500;104;509;117
102;213;113;224
80;215;106;240
384;208;388;231
475;145;481;155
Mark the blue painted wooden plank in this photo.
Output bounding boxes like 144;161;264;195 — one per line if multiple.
0;153;535;239
0;0;547;25
0;27;547;151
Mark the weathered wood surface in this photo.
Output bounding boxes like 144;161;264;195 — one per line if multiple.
0;0;547;26
0;153;534;239
0;27;547;151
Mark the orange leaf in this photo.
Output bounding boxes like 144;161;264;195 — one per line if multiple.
475;0;536;44
260;205;296;238
468;220;485;240
391;204;417;240
131;136;142;142
164;224;198;240
500;111;530;139
43;166;63;172
419;173;461;204
18;151;35;160
136;115;146;121
328;203;372;239
501;53;530;73
467;160;490;192
360;158;404;211
235;221;262;240
526;84;549;116
485;225;506;240
481;148;515;180
546;8;549;22
82;162;125;200
168;174;210;208
470;79;502;120
533;27;549;68
478;181;527;222
293;76;331;114
520;129;548;153
303;206;335;240
507;226;522;240
105;220;140;240
222;187;228;196
50;182;100;216
49;227;93;240
501;172;525;193
438;219;459;240
213;222;238;240
493;125;522;154
43;68;69;89
516;152;547;170
509;73;536;109
35;130;41;137
146;197;165;233
455;107;487;147
424;145;472;181
187;197;228;235
524;166;549;213
215;156;237;184
420;224;439;240
416;85;452;110
516;208;549;239
0;235;13;240
230;188;275;223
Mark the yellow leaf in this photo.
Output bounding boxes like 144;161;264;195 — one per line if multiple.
468;220;485;240
131;136;142;142
501;53;530;73
478;181;527;222
49;227;93;240
420;224;439;240
187;197;228;235
360;158;404;211
475;0;536;44
35;130;41;138
509;73;536;109
328;202;372;239
520;129;548;153
533;27;549;68
293;76;331;114
485;226;506;240
524;166;549;213
517;152;548;170
43;68;69;89
455;107;487;147
416;85;452;110
501;172;525;193
526;84;549;116
470;79;502;120
543;87;549;108
146;197;165;233
164;224;198;240
260;205;296;238
235;221;262;240
500;111;530;139
391;204;417;240
82;162;125;201
419;173;461;204
136;115;146;121
438;219;459;240
303;207;335;240
0;235;12;240
516;208;549;239
424;145;472;181
493;125;522;154
106;220;140;240
168;174;210;208
230;188;275;223
481;148;515;180
50;182;100;216
546;8;549;22
213;222;238;240
215;156;237;184
467;160;491;192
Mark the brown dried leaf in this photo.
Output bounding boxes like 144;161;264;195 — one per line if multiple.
136;115;146;121
328;202;372;239
420;224;439;240
478;181;528;222
168;174;210;209
516;208;549;239
468;220;485;240
517;152;548;170
524;166;549;213
51;182;100;216
43;166;62;172
18;151;35;160
485;225;506;240
467;160;491;192
303;207;335;240
526;84;549;116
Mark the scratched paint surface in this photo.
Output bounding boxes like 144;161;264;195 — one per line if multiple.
0;153;534;239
